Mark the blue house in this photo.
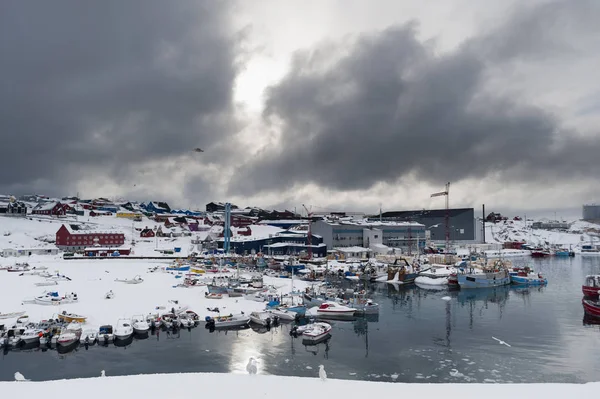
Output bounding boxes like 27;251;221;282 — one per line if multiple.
142;201;171;214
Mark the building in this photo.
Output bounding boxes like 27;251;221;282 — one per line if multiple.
0;200;27;216
583;204;600;222
140;228;155;238
531;221;570;230
2;248;60;257
218;231;325;256
55;224;125;251
116;211;143;219
84;247;131;256
311;219;425;253
32;201;69;216
376;208;476;242
143;201;171;214
205;202;238;213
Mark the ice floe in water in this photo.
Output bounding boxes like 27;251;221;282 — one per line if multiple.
441;296;452;301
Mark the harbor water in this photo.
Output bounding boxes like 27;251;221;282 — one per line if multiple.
2;256;600;383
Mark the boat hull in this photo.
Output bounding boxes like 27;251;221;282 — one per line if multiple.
457;273;510;289
582;286;600;298
510;275;548;286
582;298;600;318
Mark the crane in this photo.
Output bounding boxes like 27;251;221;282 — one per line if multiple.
302;204;313;259
431;182;450;264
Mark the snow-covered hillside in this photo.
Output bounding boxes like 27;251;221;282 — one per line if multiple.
485;219;600;248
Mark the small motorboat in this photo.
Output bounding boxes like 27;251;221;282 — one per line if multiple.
82;329;98;345
205;293;223;299
21;328;44;344
510;268;548;286
132;315;150;334
33;291;78;306
98;325;114;344
58;322;82;346
6;327;25;346
0;311;26;320
114;319;133;340
291;322;332;342
582;275;600;298
249;311;278;327
58;312;87;323
582;298;600;318
179;317;195;328
316;302;357;317
204;313;250;329
115;275;144;284
35;281;59;287
266;308;297;322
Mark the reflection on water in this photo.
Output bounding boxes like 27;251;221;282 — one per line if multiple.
2;256;600;383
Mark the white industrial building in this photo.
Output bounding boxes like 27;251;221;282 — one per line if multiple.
2;247;60;257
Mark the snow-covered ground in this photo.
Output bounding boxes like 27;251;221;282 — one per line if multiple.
0;256;308;331
2;372;597;398
485;219;600;249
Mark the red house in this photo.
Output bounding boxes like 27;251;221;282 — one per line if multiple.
56;224;125;251
140;228;155;238
32;201;69;216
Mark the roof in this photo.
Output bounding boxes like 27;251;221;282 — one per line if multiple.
62;224;123;236
320;219;425;228
335;246;372;253
379;208;474;219
33;201;60;211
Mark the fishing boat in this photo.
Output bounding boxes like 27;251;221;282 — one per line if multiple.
316;302;357;317
0;311;26;320
115;275;144;284
98;325;114;343
57;312;87;323
531;249;551;258
291;322;332;342
457;260;510;289
114;319;133;340
249;311;277;326
204;293;223;299
21;328;43;344
582;298;600;318
204;313;250;329
509;267;548;286
582;275;600;298
132;315;150;334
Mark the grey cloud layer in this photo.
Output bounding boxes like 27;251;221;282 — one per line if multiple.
230;1;600;196
0;0;238;195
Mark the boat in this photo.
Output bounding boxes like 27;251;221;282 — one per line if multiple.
21;328;43;344
57;322;82;346
582;275;600;298
457;260;511;289
82;329;98;345
98;325;114;343
206;284;229;294
249;311;278;327
132;315;150;334
316;302;357;317
204;293;223;299
179;316;195;328
115;275;144;284
6;327;25;346
509;267;548;286
35;281;59;287
105;290;115;299
0;311;26;320
33;291;78;306
266;308;298;322
204;313;250;329
114;319;133;340
531;249;551;258
582;298;600;318
166;264;191;272
292;322;332;342
57;312;87;323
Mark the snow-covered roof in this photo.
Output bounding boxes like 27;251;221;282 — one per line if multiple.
33;201;59;211
334;246;372;253
322;219;425;228
63;224;123;236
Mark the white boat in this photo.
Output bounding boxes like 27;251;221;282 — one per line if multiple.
316;302;357;317
82;329;98;344
115;275;143;284
0;311;26;320
205;313;250;328
294;322;332;342
21;328;43;344
249;311;277;326
33;291;78;306
267;308;297;322
57;322;82;346
35;281;59;287
98;325;114;343
114;319;133;339
132;315;150;334
7;327;25;346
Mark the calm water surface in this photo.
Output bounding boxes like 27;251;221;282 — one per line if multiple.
2;256;600;383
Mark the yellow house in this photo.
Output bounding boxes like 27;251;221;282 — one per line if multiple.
116;211;142;219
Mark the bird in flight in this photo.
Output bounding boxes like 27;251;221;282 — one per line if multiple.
193;148;204;153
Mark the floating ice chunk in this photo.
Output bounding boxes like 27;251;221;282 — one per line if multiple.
390;373;399;380
441;296;451;301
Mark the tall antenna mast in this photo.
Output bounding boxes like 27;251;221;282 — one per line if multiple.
302;204;313;259
431;182;451;264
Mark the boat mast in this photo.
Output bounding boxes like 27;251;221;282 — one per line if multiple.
431;182;451;264
302;204;313;259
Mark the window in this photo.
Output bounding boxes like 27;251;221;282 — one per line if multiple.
460;229;464;234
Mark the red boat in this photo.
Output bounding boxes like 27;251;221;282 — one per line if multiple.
448;273;459;287
582;275;600;298
582;298;600;318
531;250;550;258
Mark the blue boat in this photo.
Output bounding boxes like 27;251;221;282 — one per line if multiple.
166;265;190;272
457;270;510;289
510;274;548;285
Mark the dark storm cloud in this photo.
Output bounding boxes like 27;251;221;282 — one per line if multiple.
0;0;238;195
230;1;600;196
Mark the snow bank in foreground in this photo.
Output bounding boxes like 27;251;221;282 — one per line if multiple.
1;373;596;399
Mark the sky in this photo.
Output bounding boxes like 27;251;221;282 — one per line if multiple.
1;0;599;220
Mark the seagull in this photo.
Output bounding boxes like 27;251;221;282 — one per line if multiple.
100;370;106;377
246;357;257;374
193;148;204;153
492;336;512;347
319;365;327;381
14;372;29;381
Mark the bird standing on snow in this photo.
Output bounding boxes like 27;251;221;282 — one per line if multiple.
246;357;257;374
14;372;29;382
100;370;106;377
319;365;327;381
